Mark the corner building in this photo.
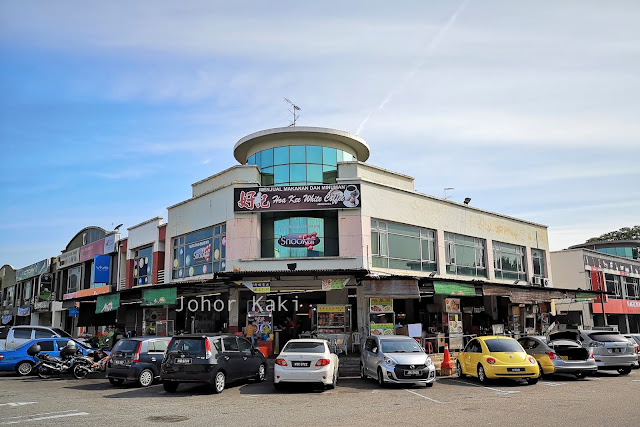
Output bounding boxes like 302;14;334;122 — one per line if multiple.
158;126;580;353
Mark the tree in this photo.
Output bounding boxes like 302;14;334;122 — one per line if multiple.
586;225;640;243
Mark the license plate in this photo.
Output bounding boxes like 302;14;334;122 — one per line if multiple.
508;368;523;372
405;370;421;376
560;355;568;361
175;358;192;364
292;361;310;368
113;360;126;365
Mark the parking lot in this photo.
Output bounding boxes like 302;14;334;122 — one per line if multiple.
0;369;637;426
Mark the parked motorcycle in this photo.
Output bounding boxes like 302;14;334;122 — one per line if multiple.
27;342;82;379
72;345;111;379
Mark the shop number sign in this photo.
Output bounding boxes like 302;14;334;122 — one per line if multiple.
370;298;393;312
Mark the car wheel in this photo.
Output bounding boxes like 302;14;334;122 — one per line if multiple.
377;368;386;388
575;371;586;379
617;367;632;375
163;381;179;393
526;377;539;385
273;382;283;391
138;369;154;387
212;371;225;394
477;365;487;384
327;370;337;390
15;361;34;376
456;361;464;378
537;362;544;378
109;378;124;386
255;364;266;382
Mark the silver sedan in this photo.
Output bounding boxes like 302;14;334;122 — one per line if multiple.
518;336;597;379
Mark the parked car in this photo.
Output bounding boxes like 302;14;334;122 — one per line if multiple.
622;334;640;368
161;333;266;394
361;335;436;387
549;330;636;375
274;339;338;390
0;326;75;351
457;336;539;384
518;336;597;378
106;337;171;387
0;337;96;376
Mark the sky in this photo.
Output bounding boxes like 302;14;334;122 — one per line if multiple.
1;1;639;269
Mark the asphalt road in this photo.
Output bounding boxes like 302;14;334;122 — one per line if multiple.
0;369;637;426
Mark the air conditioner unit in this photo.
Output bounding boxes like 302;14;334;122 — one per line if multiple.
532;276;542;286
543;278;551;287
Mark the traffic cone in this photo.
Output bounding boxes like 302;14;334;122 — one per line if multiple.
441;343;454;376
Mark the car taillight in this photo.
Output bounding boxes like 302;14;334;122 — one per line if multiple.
0;355;4;360
486;357;496;365
275;358;287;366
545;351;556;360
589;350;594;359
204;339;212;359
528;356;536;364
315;359;330;366
132;342;142;363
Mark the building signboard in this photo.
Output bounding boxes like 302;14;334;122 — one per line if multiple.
584;254;640;276
58;248;80;268
234;184;361;212
16;259;50;281
80;238;105;262
93;255;111;284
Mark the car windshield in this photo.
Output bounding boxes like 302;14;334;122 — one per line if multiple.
484;339;523;353
380;339;422;353
167;338;205;355
112;340;140;353
51;328;73;338
588;333;628;343
282;341;325;353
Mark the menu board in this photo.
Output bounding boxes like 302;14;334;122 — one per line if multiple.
445;298;461;313
448;320;463;334
370;298;393;313
370;323;395;336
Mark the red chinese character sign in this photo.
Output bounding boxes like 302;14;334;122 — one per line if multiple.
234;184;361;212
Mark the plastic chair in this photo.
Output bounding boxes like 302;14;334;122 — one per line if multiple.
334;337;348;355
351;332;361;353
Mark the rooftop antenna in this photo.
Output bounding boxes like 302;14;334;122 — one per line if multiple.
284;97;301;127
443;187;454;200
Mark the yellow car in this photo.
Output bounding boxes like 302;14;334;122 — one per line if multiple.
456;336;540;385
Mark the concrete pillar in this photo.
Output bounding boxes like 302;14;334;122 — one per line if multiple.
357;286;368;335
436;230;447;274
485;240;495;281
228;287;240;333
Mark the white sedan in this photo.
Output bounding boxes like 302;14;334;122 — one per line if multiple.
274;339;339;390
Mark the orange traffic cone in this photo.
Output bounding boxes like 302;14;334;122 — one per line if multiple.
440;343;454;376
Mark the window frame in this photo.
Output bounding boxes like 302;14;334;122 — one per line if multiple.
493;241;527;281
444;232;487;277
371;219;437;272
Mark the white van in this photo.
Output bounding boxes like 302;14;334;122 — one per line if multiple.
0;326;74;350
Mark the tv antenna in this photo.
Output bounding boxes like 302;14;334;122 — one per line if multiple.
443;187;454;200
284;97;301;127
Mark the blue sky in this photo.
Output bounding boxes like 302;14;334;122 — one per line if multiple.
1;1;639;269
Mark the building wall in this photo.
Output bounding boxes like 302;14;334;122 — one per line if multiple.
550;250;586;290
127;217;164;255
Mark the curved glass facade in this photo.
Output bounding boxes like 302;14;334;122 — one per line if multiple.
247;145;356;186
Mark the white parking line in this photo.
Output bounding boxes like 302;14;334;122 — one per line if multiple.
542;381;566;387
0;410;89;425
0;402;37;407
446;378;520;394
404;389;447;404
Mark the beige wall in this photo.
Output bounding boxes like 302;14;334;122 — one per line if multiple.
550;250;586;290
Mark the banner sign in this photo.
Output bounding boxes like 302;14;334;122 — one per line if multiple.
363;279;419;299
142;288;177;306
584;254;640;276
96;293;120;314
370;323;394;336
433;281;476;297
16;259;50;281
236;280;271;293
445;298;461;313
80;238;105;262
17;306;31;317
321;278;345;291
34;301;50;311
69;308;79;317
234;184;362;212
58;248;80;268
103;234;116;254
93;255;111;284
370;298;393;312
316;305;345;313
1;315;12;324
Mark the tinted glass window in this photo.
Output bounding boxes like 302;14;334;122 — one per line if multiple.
37;341;55;351
168;338;205;355
282;341;326;353
237;338;252;355
212;339;222;352
34;329;55;339
588;333;628;343
13;329;32;339
112;340;140;353
149;340;169;353
52;328;72;338
0;327;7;339
484;339;523;353
290;146;305;163
380;339;422;353
365;338;374;352
222;337;239;352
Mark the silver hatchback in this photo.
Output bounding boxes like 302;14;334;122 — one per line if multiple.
360;335;436;387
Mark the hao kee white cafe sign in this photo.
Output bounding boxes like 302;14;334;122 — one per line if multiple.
234;184;361;212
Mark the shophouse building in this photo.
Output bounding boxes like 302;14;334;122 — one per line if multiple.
0;265;16;326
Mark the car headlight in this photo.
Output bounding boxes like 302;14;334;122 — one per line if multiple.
384;356;397;366
425;357;434;367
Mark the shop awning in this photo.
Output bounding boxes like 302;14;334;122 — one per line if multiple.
142;288;177;306
433;281;477;297
363;279;420;299
96;294;120;314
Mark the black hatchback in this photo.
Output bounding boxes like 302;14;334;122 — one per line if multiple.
161;333;267;394
106;337;172;387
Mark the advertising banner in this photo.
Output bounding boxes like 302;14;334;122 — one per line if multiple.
58;248;80;268
34;301;50;311
363;279;420;299
236;280;271;293
17;306;31;317
142;288;177;306
93;255;111;284
370;323;394;336
445;298;461;313
69;308;79;317
234;184;362;212
321;278;345;291
16;259;50;281
1;315;12;324
96;294;120;314
433;281;476;297
370;298;393;312
103;234;116;254
80;238;105;262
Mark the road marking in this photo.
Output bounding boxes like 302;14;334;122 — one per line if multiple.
632;379;640;382
404;389;446;404
0;402;37;407
0;410;89;425
542;381;566;387
446;378;520;394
